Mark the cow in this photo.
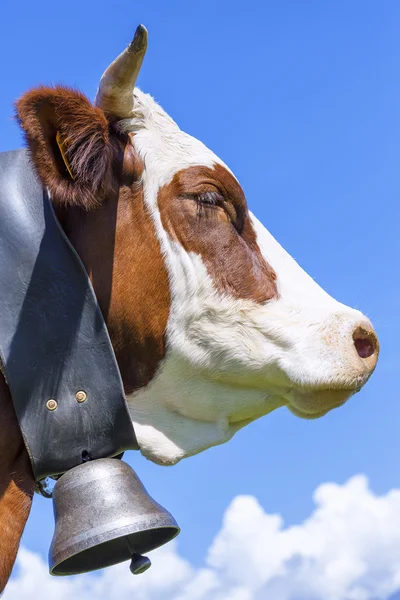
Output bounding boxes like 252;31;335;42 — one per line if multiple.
0;26;378;591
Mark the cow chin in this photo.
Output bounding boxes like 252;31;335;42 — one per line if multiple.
129;380;357;467
284;387;357;420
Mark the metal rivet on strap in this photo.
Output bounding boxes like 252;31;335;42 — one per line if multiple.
76;391;87;403
46;399;58;411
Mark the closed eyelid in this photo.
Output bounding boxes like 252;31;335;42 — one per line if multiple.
198;191;224;206
181;190;223;202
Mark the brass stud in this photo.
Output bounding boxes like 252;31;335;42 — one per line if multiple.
46;399;58;411
76;390;87;403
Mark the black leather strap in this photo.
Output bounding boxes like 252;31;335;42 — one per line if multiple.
0;149;138;481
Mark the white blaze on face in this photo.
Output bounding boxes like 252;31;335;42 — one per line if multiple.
120;90;378;466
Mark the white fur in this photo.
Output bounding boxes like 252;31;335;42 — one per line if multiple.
119;90;376;465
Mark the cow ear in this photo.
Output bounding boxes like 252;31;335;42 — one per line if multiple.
16;86;114;209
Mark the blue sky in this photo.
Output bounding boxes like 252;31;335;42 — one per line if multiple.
1;1;400;598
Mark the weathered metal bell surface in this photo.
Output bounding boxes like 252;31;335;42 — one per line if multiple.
49;458;180;576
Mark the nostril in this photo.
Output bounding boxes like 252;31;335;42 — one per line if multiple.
353;326;378;359
354;337;375;359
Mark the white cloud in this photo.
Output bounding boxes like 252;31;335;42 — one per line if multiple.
5;475;400;600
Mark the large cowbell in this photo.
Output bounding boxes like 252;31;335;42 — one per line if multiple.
50;459;179;575
0;150;179;575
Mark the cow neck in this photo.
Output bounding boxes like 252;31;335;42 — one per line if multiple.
53;141;170;397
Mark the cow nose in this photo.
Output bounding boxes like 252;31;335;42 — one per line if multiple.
353;325;379;366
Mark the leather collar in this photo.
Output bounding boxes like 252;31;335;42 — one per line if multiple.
0;149;138;481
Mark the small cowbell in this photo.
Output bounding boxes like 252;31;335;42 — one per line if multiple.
49;458;180;576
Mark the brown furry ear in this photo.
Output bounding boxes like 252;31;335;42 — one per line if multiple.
16;86;114;209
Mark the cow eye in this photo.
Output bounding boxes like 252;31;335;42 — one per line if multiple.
196;191;223;206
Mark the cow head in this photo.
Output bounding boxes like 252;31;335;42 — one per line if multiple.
15;26;378;468
0;25;380;590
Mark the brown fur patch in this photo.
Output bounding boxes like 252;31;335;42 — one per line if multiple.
56;138;170;395
158;164;278;303
0;375;34;593
16;86;114;209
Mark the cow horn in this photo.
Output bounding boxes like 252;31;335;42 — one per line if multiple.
95;24;148;118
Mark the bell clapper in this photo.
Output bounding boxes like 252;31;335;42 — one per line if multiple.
126;538;151;575
129;553;151;575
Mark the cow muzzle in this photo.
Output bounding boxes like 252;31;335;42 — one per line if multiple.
283;317;379;419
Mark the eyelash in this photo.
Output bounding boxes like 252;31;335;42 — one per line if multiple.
196;191;222;206
193;192;222;219
189;190;243;232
